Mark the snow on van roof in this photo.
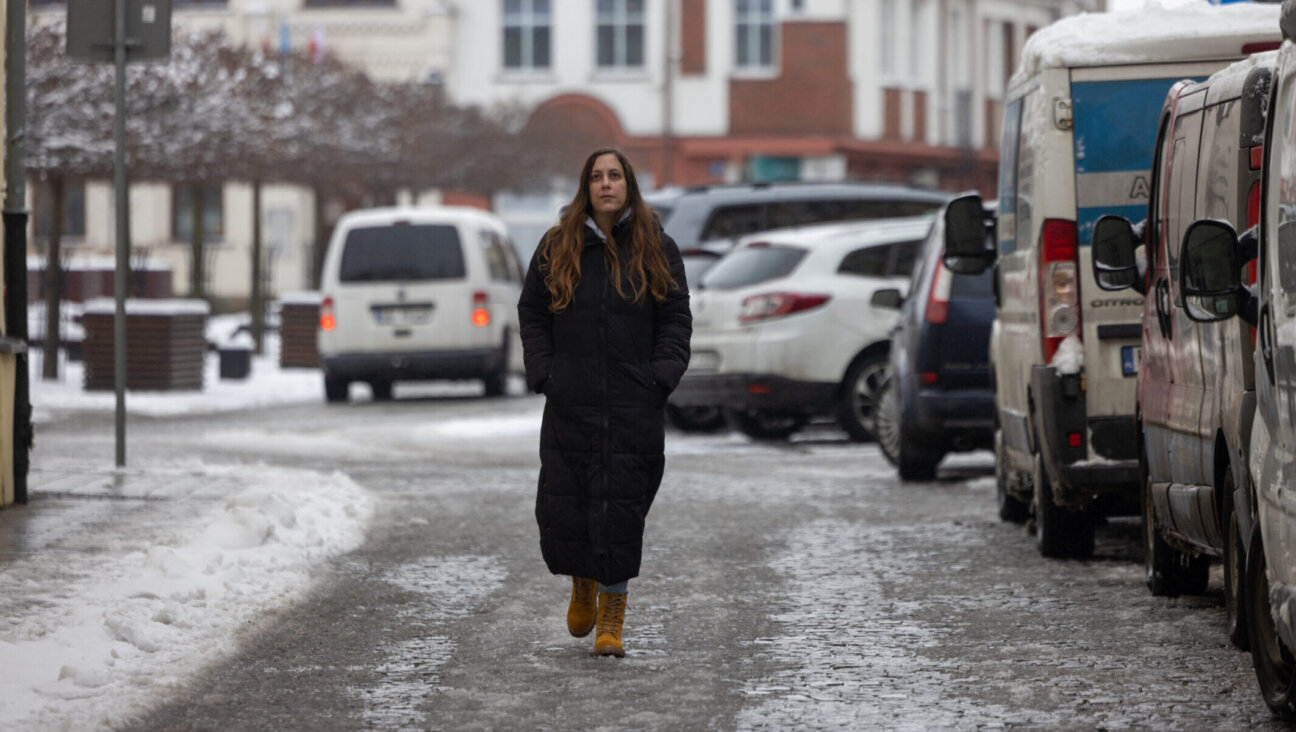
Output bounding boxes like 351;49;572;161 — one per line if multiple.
337;205;503;227
1016;0;1281;82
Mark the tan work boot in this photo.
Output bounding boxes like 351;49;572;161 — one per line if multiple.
593;592;627;657
567;577;598;637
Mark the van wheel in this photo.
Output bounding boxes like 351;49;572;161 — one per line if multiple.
666;404;727;432
1246;524;1296;720
1142;458;1208;595
995;430;1029;523
324;376;349;403
727;409;805;440
1033;451;1094;559
484;333;509;397
837;352;889;442
1224;473;1250;651
370;379;394;401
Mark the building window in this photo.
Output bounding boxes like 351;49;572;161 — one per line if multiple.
172;184;225;242
35;180;86;243
303;1;395;6
735;0;773;70
879;0;896;79
597;0;645;69
503;0;552;71
910;0;928;84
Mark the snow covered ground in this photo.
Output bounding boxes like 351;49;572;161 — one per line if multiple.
0;323;383;730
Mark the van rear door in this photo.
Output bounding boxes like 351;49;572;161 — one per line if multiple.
333;222;472;353
1069;65;1219;430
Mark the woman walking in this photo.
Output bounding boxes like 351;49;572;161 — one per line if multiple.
517;148;692;657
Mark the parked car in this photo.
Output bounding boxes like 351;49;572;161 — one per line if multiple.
666;248;728;432
669;217;931;441
1090;53;1272;652
644;181;948;253
317;206;525;402
941;6;1281;559
871;201;997;483
1177;6;1296;716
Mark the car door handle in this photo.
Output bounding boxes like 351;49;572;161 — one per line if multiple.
1155;279;1172;340
1260;301;1276;384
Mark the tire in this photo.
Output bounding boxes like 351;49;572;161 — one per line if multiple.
837;352;890;442
1224;474;1250;651
1033;450;1095;559
666;404;728;433
324;376;349;403
873;377;902;467
872;378;940;480
1246;524;1296;720
370;379;394;401
483;333;509;397
995;430;1030;523
728;408;806;440
1141;455;1209;595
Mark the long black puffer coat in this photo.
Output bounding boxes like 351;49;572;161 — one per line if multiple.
517;218;692;586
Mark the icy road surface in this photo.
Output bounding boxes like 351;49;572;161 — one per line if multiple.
11;389;1285;730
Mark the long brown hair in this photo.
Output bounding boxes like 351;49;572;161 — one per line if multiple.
540;148;678;312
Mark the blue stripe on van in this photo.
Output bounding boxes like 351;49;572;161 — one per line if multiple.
1071;77;1204;245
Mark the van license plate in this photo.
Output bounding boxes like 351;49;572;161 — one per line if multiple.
1121;346;1141;376
375;305;432;326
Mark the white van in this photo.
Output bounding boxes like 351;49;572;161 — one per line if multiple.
317;206;525;402
943;3;1280;559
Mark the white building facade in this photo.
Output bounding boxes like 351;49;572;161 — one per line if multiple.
28;0;1099;305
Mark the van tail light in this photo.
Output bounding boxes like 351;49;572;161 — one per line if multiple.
739;292;831;324
926;259;953;324
1038;218;1080;364
471;291;491;327
320;296;336;332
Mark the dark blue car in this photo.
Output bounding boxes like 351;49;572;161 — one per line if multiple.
872;202;996;482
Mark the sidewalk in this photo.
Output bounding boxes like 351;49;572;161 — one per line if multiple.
0;347;377;730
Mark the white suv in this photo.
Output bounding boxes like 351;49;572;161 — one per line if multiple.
669;217;931;440
317;206;524;402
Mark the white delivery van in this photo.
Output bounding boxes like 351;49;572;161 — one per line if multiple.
317;206;525;402
943;3;1281;559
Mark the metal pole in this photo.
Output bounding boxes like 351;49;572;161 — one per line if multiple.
114;0;128;467
5;0;31;502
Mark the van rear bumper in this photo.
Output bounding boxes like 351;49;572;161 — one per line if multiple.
1030;364;1139;507
323;348;502;382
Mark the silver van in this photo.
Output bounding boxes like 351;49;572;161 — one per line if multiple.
1091;53;1273;651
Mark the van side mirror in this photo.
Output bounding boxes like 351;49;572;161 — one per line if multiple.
942;194;994;275
1180;219;1245;322
870;288;903;310
1091;215;1141;292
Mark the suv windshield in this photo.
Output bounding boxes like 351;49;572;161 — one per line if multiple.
340;224;466;282
700;246;807;290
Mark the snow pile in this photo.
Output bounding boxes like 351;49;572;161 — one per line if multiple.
29;354;325;421
0;462;375;730
1051;335;1085;375
1017;0;1281;81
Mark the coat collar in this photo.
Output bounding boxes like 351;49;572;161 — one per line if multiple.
584;209;633;245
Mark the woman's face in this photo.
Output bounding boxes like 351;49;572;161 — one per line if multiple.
588;153;628;219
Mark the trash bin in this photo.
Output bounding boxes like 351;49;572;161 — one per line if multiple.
219;345;252;380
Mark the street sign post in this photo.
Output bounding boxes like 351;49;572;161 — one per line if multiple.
66;0;172;468
67;0;171;64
